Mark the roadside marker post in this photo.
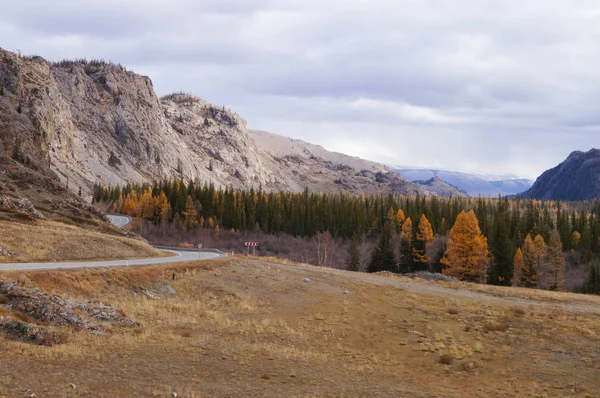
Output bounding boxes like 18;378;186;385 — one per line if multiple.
197;243;202;258
244;242;259;256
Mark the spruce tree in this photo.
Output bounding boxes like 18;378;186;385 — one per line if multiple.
487;199;513;286
583;258;600;294
346;233;360;272
368;222;396;273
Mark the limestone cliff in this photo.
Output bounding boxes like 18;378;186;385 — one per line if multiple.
0;49;421;197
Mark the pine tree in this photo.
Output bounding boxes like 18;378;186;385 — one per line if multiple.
413;214;434;271
513;248;524;287
346;233;360;272
442;210;489;283
546;229;564;291
487;199;513;286
368;222;396;273
583;258;600;294
398;217;413;273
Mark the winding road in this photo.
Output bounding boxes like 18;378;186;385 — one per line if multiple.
0;214;222;271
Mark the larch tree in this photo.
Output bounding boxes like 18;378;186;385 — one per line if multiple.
532;234;548;285
413;214;434;272
182;195;198;230
398;217;414;273
441;210;489;283
520;234;539;288
513;248;525;287
546;229;565;291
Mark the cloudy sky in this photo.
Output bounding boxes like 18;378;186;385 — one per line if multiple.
2;0;600;179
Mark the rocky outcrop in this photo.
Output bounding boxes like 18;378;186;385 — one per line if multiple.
523;149;600;200
0;49;422;197
0;194;44;218
0;281;137;345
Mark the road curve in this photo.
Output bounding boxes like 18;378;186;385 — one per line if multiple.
0;214;222;271
107;214;132;228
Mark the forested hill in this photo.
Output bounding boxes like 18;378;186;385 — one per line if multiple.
524;149;600;200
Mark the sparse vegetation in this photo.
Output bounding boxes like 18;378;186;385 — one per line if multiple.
0;219;163;263
0;258;598;396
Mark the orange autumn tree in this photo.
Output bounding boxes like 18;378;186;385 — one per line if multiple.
442;210;489;282
519;234;544;288
398;217;413;273
513;248;525;287
413;214;434;271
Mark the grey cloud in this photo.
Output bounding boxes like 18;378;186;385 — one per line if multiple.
3;0;600;179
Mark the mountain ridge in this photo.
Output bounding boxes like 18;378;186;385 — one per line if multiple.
523;148;600;200
0;49;422;199
395;168;533;197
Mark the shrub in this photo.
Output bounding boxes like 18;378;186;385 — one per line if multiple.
483;321;509;332
439;354;454;365
511;307;525;317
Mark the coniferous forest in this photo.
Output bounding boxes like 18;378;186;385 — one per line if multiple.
94;180;600;294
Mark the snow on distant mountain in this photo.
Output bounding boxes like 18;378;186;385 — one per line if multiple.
394;168;534;197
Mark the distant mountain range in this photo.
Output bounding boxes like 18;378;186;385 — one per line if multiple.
523;149;600;200
395;168;534;197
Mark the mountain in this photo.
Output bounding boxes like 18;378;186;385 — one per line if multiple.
395;168;533;197
411;176;468;197
523;149;600;200
0;49;421;198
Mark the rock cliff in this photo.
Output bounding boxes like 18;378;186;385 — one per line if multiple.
0;48;421;197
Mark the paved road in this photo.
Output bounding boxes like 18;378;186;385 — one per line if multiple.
107;214;132;228
0;214;222;271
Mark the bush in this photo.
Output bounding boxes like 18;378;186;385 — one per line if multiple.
439;354;454;365
483;321;509;332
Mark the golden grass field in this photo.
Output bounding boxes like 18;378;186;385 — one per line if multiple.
0;219;164;263
1;257;599;397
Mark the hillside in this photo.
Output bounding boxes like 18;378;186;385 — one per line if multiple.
0;49;421;197
396;168;533;197
524;149;600;200
411;176;467;197
0;258;598;396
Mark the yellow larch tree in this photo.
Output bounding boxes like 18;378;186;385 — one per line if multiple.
513;248;525;287
413;214;434;271
441;210;489;283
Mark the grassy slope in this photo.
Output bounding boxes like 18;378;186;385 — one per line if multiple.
0;219;164;262
0;258;599;397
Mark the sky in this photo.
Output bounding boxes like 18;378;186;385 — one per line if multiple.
2;0;600;180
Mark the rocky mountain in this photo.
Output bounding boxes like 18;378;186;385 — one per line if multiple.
0;48;421;198
396;168;533;197
523;149;600;200
411;177;467;197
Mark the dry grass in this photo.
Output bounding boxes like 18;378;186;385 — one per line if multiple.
483;321;509;333
0;259;599;397
0;219;164;262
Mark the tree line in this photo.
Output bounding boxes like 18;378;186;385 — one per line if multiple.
94;180;600;293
